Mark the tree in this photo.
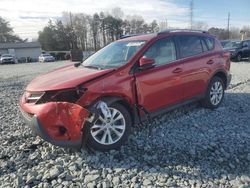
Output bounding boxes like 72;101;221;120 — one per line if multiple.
99;12;106;46
192;21;208;31
208;27;228;40
0;17;22;43
150;20;159;33
90;13;100;51
38;20;58;50
73;14;88;50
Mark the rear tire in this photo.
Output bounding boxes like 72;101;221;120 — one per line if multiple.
87;103;131;151
201;76;225;109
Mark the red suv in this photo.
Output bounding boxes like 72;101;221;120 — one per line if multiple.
20;30;231;151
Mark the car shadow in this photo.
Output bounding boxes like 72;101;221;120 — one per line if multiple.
80;91;250;182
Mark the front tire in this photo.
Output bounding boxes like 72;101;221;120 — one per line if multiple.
201;76;225;109
87;103;131;151
236;53;242;62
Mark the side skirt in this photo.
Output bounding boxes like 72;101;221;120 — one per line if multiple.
139;95;205;123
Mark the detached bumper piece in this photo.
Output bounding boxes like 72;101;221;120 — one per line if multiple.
21;102;89;148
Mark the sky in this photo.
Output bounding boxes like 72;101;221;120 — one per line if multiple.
0;0;249;40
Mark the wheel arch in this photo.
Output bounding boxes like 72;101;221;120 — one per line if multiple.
89;96;136;125
209;69;228;89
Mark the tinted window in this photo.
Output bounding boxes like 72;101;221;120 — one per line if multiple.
201;39;209;51
243;41;249;47
143;38;176;66
205;37;214;50
178;36;203;58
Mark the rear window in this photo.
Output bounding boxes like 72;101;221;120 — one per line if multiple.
204;37;214;50
201;39;209;51
178;36;203;58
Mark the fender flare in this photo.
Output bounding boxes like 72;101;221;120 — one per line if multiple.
207;69;228;89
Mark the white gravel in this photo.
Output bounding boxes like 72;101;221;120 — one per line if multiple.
0;61;250;187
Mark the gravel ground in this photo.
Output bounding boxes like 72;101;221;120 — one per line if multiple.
0;61;250;188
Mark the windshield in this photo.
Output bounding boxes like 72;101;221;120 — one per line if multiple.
2;54;12;57
221;41;241;49
232;41;242;48
83;40;146;69
43;54;51;57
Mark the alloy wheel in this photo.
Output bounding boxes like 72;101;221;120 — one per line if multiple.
210;81;223;106
90;108;126;145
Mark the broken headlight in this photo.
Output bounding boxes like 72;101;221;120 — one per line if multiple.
36;86;87;104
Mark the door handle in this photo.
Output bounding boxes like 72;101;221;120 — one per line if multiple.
207;59;214;65
172;68;183;73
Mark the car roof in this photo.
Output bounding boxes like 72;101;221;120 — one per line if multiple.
118;29;214;42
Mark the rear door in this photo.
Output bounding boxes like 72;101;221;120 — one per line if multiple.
176;35;216;100
134;37;185;113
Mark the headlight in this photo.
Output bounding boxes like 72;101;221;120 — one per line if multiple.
36;87;87;104
25;91;45;103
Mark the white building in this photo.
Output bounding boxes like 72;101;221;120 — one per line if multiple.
0;42;42;62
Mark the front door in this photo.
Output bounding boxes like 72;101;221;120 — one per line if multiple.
135;37;184;113
242;40;250;58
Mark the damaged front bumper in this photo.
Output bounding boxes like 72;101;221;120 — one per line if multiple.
19;99;90;148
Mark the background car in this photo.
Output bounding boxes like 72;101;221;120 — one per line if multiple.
221;39;250;62
0;54;15;64
38;54;55;63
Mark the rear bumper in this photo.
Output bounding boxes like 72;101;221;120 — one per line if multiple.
19;97;90;148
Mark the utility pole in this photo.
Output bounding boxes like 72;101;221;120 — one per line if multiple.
227;12;230;39
190;0;193;30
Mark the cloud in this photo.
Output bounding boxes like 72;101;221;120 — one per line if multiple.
0;0;189;39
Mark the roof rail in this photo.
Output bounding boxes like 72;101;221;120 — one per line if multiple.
120;32;153;39
158;29;207;35
120;34;142;39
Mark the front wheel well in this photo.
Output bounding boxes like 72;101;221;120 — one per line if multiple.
90;96;135;125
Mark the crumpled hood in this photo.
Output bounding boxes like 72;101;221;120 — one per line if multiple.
26;65;114;91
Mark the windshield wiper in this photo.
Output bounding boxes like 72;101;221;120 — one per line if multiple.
82;65;102;70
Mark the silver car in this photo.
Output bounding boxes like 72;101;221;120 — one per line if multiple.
0;54;15;64
38;54;55;63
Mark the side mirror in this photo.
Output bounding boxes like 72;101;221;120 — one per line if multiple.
139;57;155;70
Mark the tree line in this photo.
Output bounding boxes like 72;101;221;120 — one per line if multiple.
0;9;250;50
38;8;159;51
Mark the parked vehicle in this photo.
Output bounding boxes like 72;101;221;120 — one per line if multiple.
0;54;15;64
38;54;55;62
221;39;250;62
20;30;231;151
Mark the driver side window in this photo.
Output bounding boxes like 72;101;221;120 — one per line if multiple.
143;38;176;66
